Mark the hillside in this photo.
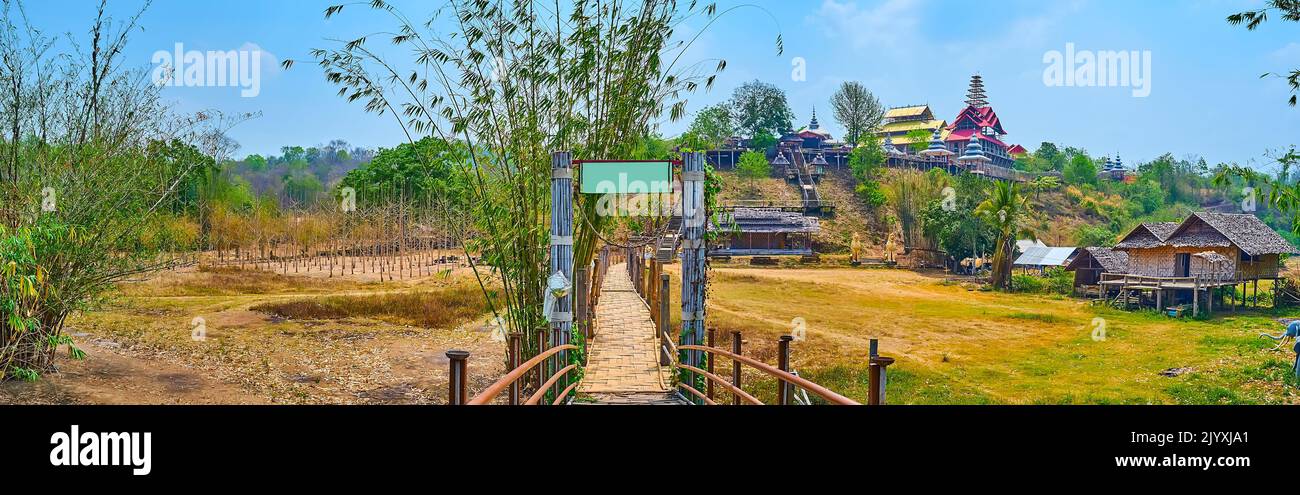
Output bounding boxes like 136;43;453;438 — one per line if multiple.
715;167;1120;255
716;168;885;253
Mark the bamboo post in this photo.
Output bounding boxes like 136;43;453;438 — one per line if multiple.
1193;278;1200;317
574;265;588;339
707;328;716;401
680;152;708;404
731;331;743;406
1155;281;1163;312
535;328;547;393
550;151;574;395
446;350;469;405
659;274;671;366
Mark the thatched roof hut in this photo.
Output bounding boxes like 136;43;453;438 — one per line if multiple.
1065;246;1129;286
1112;212;1297;280
1113;222;1178;249
1166;212;1298;256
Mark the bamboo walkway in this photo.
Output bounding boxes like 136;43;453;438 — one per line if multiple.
577;262;685;405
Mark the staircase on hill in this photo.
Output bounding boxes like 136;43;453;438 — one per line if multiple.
655;215;681;262
777;148;824;215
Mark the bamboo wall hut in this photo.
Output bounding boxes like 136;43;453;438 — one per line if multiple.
1065;246;1129;287
1098;212;1299;315
1115;213;1296;281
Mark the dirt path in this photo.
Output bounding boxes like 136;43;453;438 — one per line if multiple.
0;339;268;404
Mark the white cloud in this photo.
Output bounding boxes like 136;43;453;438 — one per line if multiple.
938;0;1085;67
1271;42;1300;63
811;0;923;50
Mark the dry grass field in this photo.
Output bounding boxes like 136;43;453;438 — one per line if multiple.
0;265;504;405
3;257;1297;405
666;262;1300;405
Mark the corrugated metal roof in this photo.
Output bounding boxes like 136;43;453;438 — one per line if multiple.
711;208;820;234
1016;239;1047;252
879;119;948;135
1013;246;1077;267
884;105;931;119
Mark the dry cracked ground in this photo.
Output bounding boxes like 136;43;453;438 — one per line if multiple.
1;264;505;405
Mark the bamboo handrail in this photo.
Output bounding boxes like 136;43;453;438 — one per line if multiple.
526;364;577;405
679;344;860;405
468;344;578;405
678;364;762;405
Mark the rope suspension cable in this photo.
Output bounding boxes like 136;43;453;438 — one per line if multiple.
576;193;681;250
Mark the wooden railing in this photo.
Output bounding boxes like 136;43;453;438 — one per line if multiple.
625;243;896;406
446;334;580;405
674;332;893;405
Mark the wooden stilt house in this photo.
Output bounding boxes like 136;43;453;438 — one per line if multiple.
1099;212;1299;315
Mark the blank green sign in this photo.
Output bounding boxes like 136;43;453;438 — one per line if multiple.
579;161;673;194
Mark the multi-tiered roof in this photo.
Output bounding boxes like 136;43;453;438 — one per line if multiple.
965;74;988;108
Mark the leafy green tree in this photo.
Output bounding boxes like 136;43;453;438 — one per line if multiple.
1026;175;1061;200
244;154;268;171
685;104;734;151
1034;142;1066;171
849;137;887;207
1123;179;1165;214
1;1;235;379
730;80;794;139
1215;147;1300;235
1063;153;1099;185
976;181;1036;290
830;81;884;146
922;174;993;264
749;131;777;151
279;146;306;164
1074;224;1116;247
633;135;675;160
735;150;769;195
905;129;931;153
339;136;466;204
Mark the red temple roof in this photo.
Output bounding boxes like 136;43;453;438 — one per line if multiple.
948;105;1006;135
944;128;1008;149
1007;144;1028;155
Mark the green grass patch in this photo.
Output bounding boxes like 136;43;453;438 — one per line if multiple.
1006;312;1066;324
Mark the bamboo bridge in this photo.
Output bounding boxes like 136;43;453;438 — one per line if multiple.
440;151;893;406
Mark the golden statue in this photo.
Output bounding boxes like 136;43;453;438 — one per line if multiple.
849;232;863;266
884;233;897;264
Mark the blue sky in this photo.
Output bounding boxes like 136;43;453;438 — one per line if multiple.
21;0;1300;167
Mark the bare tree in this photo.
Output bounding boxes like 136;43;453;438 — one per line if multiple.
830;81;884;147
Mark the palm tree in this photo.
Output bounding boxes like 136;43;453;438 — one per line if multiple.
975;181;1036;289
